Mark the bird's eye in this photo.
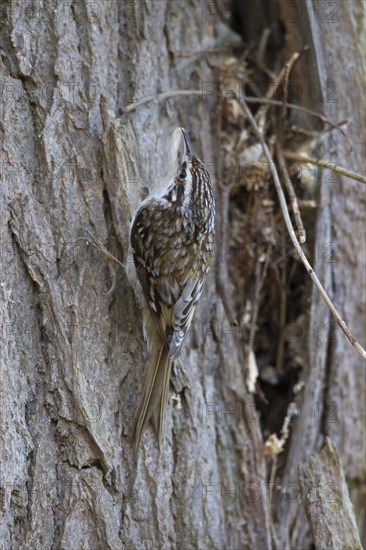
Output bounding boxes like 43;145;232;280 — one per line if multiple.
179;169;187;180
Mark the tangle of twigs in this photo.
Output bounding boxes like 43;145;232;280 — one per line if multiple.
237;95;366;359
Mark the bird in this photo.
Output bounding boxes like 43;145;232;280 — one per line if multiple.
129;127;215;453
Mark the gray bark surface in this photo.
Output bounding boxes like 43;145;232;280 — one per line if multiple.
299;438;362;550
0;1;364;549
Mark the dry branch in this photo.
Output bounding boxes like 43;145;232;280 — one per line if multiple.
255;52;300;135
280;52;302;133
122;92;346;137
276;146;306;243
283;151;366;185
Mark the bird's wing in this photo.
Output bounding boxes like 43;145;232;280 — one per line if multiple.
131;205;179;347
131;202;206;359
169;277;204;360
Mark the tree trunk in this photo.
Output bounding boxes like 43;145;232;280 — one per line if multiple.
0;1;364;549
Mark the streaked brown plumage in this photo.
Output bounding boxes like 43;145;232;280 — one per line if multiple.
130;128;215;452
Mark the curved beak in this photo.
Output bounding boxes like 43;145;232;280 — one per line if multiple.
180;127;192;157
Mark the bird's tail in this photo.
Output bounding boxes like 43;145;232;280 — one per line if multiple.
131;334;172;454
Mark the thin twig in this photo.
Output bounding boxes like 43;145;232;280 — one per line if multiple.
288;123;347;140
283;151;366;185
122;91;345;136
277;145;306;243
123;90;351;148
122;91;202;112
238;96;366;359
78;231;124;268
256;52;300;134
280;52;301;137
251;100;349;145
77;231;124;295
257;28;271;64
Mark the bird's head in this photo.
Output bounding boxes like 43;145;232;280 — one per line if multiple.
166;127;212;210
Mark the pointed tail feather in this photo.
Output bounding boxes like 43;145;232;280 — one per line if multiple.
131;341;172;454
156;356;172;449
